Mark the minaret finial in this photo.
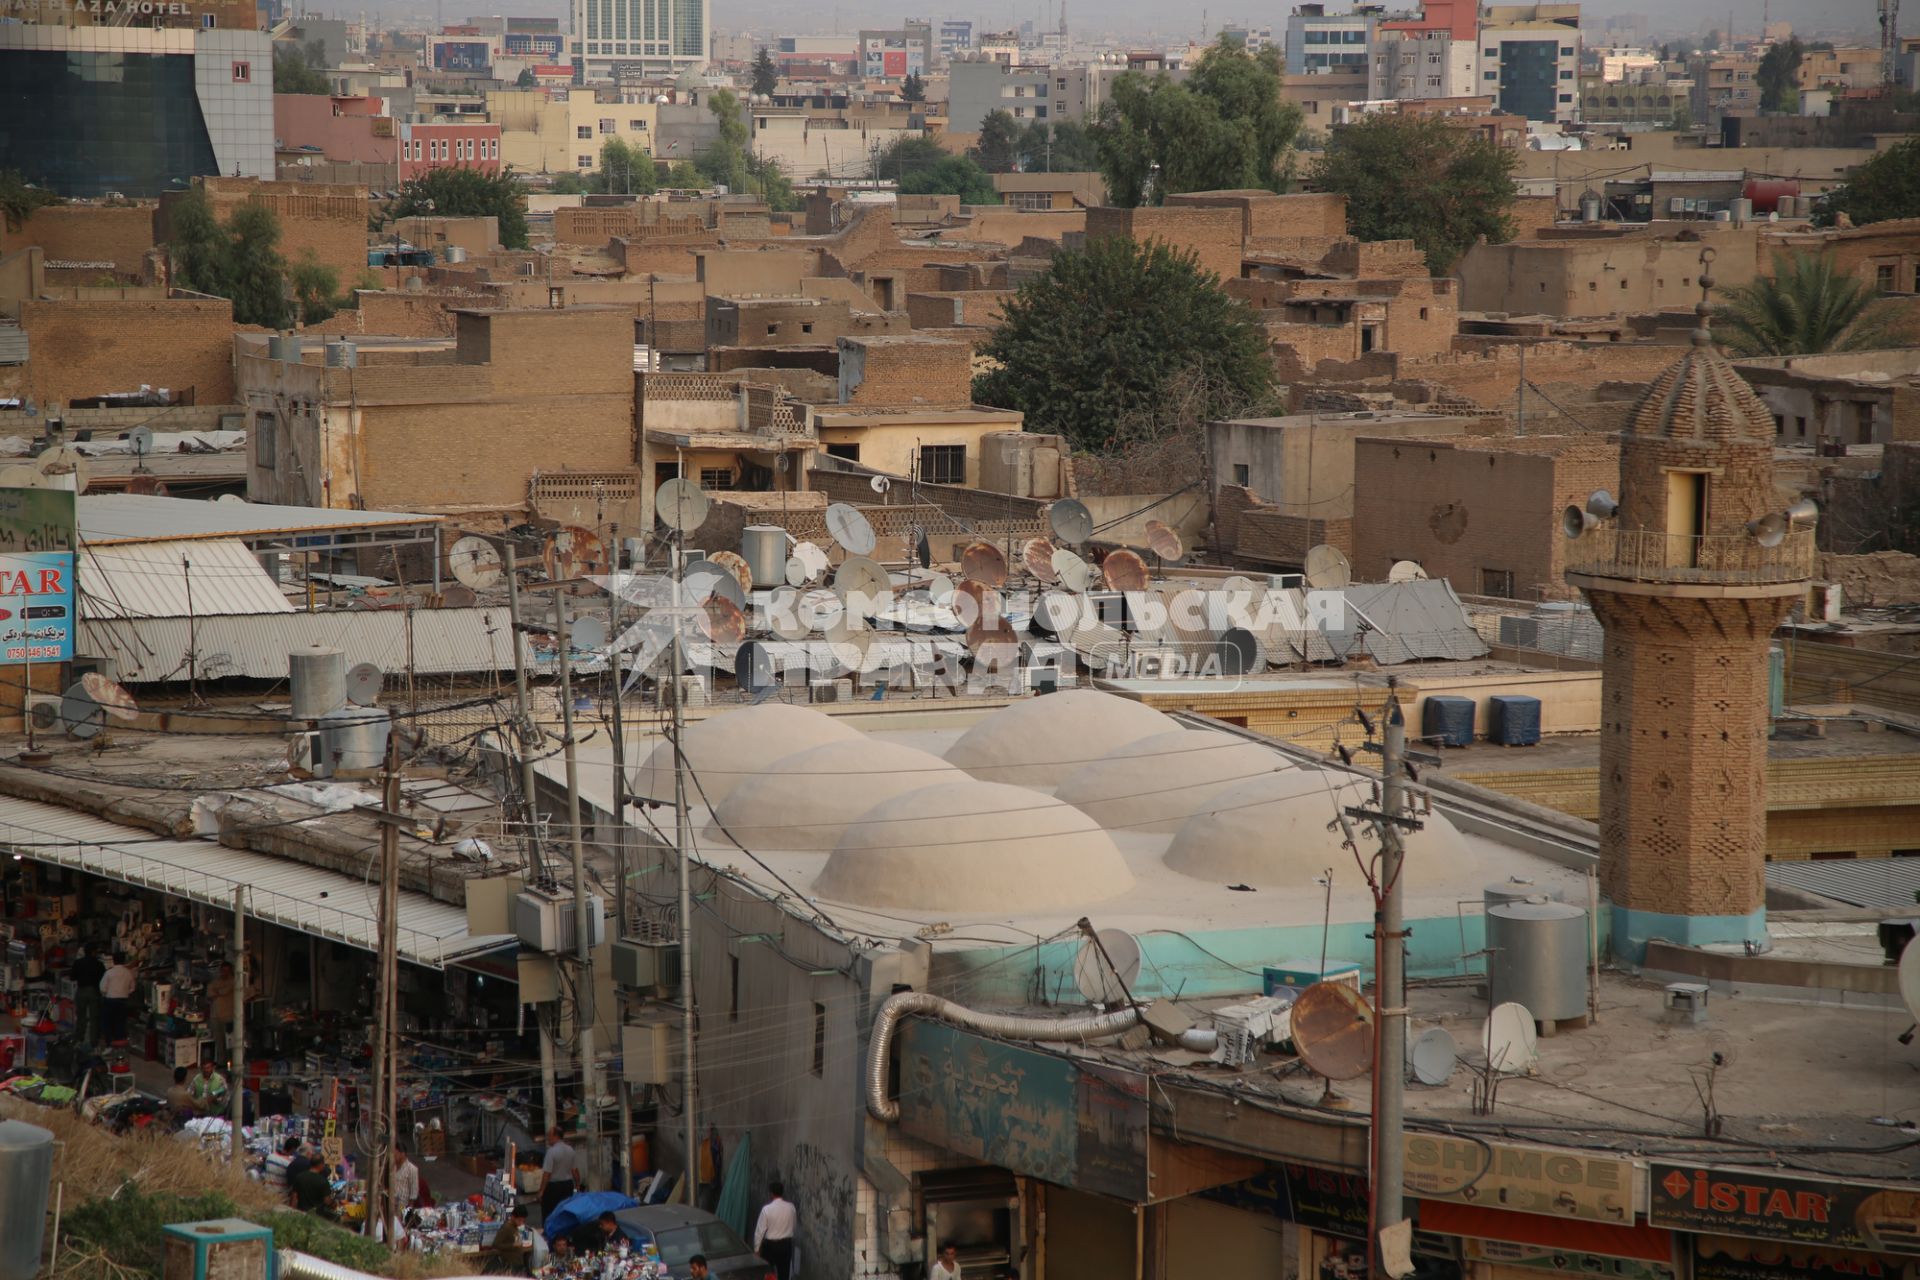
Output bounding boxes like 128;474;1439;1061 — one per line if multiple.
1693;246;1718;348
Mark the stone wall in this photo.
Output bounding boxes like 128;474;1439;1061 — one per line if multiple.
19;296;236;406
1;206;157;278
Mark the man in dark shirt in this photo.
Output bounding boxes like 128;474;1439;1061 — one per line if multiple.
70;946;105;1045
487;1206;530;1275
569;1212;621;1256
290;1164;335;1217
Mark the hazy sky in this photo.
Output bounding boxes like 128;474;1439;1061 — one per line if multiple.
333;0;1885;48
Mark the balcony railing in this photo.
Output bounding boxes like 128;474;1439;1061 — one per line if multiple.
1565;527;1815;587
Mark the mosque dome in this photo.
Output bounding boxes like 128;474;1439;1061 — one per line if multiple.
709;739;958;852
944;690;1178;787
1627;345;1778;443
1053;728;1292;833
815;780;1133;912
1165;770;1475;891
629;703;864;806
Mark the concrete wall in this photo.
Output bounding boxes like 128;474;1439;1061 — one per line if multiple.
1458;228;1762;319
1;205;158;279
1208;415;1468;516
20;295;236;406
837;336;973;405
813;413;1018;487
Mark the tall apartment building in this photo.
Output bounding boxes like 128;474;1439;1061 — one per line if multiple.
1284;3;1380;75
1478;2;1580;122
938;19;974;64
573;0;707;80
1369;0;1478;100
858;20;933;79
947;56;1057;130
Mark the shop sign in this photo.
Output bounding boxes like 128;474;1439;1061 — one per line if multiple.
1405;1134;1634;1223
1694;1233;1908;1280
1650;1163;1920;1255
0;488;74;665
1463;1238;1674;1278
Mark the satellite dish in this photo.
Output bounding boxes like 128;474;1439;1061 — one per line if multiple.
1221;574;1259;596
1101;549;1149;592
825;503;876;556
767;586;812;640
1483;1002;1539;1075
572;616;610;651
960;541;1008;588
708;550;755;601
967;617;1021;668
1052;549;1093;594
924;571;955;605
700;594;748;647
216;493;246;505
1410;1027;1458;1085
1218;626;1263;675
127;426;153;457
81;672;138;723
655;478;710;533
1562;505;1601;540
1899;937;1920;1026
793;541;830;582
869;474;891;495
1290;980;1375;1081
951;579;1003;630
58;682;105;740
1144;519;1183;562
345;662;384;707
1387;560;1428;583
0;465;41;489
824;614;874;672
1047;498;1093;545
735;639;776;693
1304;544;1352;591
35;445;90;493
1787;497;1819;524
773;454;790;474
447;536;504;590
682;558;747;609
834;555;892;616
1747;512;1789;548
783;556;808;588
1023;537;1059;583
1072;929;1141;1004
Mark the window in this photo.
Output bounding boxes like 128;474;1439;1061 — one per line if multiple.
800;322;814;334
600;117;616;133
202;12;215;26
1559;93;1572;103
1560;45;1573;55
811;1002;826;1076
577;125;592;139
766;324;778;337
1485;70;1497;80
1773;413;1785;434
1560;69;1573;79
1484;47;1497;57
920;444;965;485
1010;191;1050;210
825;443;860;462
1419;306;1429;319
699;467;736;489
231;60;250;82
1878;264;1895;292
629;118;648;130
578;154;592;167
1232;463;1250;485
1481;568;1515;597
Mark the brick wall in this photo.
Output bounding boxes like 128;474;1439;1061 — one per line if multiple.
1507;195;1558;241
352;288;493;337
1084;206;1245;283
19;296;235;406
903;291;1012;329
1165;191;1347;241
1399;343;1684;410
1235;510;1354;566
1;206;157;278
183;179;370;285
708;297;849;348
837;336;973;405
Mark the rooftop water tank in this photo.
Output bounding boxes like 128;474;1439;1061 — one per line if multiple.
1423;696;1476;748
1484;876;1556;911
320;705;391;775
0;1119;54;1280
1488;900;1589;1022
289;647;346;721
1742;178;1799;214
740;525;786;589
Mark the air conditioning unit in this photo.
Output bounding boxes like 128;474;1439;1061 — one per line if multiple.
809;679;852;703
1211;996;1291;1066
512;887;605;952
24;694;61;731
610;938;680;990
622;1020;676;1084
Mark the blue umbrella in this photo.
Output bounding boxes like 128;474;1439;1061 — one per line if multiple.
543;1190;640;1243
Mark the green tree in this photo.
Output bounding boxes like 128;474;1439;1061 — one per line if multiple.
224;203;290;328
548;171;590;194
390;167;529;248
877;135;951;183
900;71;926;103
1308;113;1517;274
165;188;231;297
752;46;779;96
273;44;330;94
697;88;752;192
593;137;656;195
665;160;705;188
288;248;344;325
1713;252;1911;355
972;110;1023;172
974;236;1273;451
0;169;59;233
516;67;536;88
901;154;1000;203
1819;136;1920;227
1757;38;1803;112
1092;36;1300;205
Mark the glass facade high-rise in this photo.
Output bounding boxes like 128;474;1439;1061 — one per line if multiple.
0;25;273;197
574;0;708;76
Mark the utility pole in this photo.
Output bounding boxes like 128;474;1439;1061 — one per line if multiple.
670;544;697;1207
556;595;600;1190
230;885;247;1166
608;525;633;1198
366;732;401;1241
504;545;557;1133
1516;343;1527;438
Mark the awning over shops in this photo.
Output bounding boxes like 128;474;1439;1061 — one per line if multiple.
0;795;514;969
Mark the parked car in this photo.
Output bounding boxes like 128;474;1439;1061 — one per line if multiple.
612;1205;773;1280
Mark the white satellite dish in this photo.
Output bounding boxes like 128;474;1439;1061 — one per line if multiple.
35;445;90;493
1051;548;1093;594
1304;544;1352;591
1482;1002;1538;1075
216;493;246;504
127;425;154;458
1410;1027;1458;1085
924;571;955;605
767;587;812;640
655;477;709;533
1387;560;1429;583
1072;929;1141;1004
869;474;891;495
0;465;42;489
572;616;610;651
793;541;830;581
447;536;504;591
835;555;891;618
784;556;807;588
1047;498;1094;545
825;503;877;556
1898;936;1920;1024
345;662;384;707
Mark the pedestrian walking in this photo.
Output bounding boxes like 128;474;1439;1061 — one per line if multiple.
538;1126;579;1226
752;1181;797;1280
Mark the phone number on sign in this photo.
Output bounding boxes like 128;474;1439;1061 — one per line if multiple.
6;645;64;660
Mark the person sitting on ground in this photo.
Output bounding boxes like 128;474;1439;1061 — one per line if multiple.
569;1211;622;1256
289;1158;336;1218
163;1066;195;1119
264;1135;301;1191
547;1236;575;1267
487;1205;531;1275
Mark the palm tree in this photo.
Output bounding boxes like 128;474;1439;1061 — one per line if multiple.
1714;251;1911;356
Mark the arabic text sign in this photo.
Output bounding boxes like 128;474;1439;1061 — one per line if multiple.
1650;1163;1920;1255
0;552;74;663
1405;1135;1634;1223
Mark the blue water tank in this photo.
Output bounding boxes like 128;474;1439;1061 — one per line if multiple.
1423;696;1477;748
1489;694;1543;746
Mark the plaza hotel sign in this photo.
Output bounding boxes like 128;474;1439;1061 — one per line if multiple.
2;0;252;24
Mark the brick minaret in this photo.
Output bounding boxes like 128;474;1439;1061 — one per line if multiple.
1565;254;1813;960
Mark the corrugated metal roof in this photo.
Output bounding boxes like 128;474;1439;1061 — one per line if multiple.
78;495;441;545
79;606;525;684
1331;580;1491;666
0;795;512;967
79;538;295;620
1767;858;1920;909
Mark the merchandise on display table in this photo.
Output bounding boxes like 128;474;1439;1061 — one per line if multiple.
536;1237;667;1280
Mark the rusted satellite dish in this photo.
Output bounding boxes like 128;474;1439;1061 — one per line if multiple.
967;617;1020;666
546;525;605;580
707;550;755;601
447;536;504;591
1023;537;1059;583
1101;548;1149;592
961;541;1009;588
35;445;90;493
951;578;1002;630
1291;980;1376;1082
1144;520;1183;562
81;671;139;723
683;558;747;609
699;594;747;647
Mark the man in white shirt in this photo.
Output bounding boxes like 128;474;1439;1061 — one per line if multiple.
99;954;136;1045
751;1181;797;1280
930;1242;963;1280
392;1149;421;1212
538;1127;579;1227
